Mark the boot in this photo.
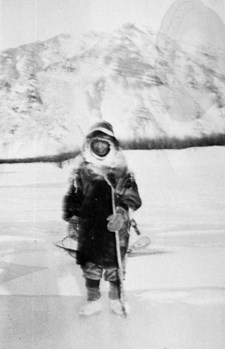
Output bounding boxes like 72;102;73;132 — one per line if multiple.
109;299;130;316
79;299;102;316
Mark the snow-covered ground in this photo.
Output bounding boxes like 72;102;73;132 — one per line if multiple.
0;147;225;349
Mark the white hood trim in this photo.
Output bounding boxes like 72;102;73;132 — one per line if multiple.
82;138;127;177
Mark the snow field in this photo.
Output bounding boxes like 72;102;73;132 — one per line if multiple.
0;147;225;349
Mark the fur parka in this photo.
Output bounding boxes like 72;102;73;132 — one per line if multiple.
62;124;142;267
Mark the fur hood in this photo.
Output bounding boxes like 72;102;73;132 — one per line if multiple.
78;121;127;179
82;137;127;176
71;143;128;185
70;121;128;185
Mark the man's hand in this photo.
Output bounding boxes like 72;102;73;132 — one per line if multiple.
107;207;127;232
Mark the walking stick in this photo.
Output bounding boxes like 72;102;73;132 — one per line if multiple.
105;176;128;318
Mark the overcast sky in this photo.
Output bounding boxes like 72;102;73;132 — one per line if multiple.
0;0;225;51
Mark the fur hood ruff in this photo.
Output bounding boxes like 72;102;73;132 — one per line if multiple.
71;140;128;183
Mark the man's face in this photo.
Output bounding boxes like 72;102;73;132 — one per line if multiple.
91;139;110;157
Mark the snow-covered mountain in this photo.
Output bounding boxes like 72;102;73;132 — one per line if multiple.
0;23;225;159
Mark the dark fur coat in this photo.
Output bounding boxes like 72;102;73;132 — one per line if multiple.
62;141;142;267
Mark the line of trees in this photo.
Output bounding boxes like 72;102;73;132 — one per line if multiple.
120;133;225;150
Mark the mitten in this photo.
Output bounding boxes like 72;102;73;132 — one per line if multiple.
107;207;127;232
68;215;80;240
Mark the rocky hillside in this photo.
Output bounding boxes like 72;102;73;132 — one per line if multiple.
0;23;225;158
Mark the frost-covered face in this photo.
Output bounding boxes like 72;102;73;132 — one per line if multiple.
91;139;110;157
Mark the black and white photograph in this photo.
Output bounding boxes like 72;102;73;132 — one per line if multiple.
1;0;225;348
